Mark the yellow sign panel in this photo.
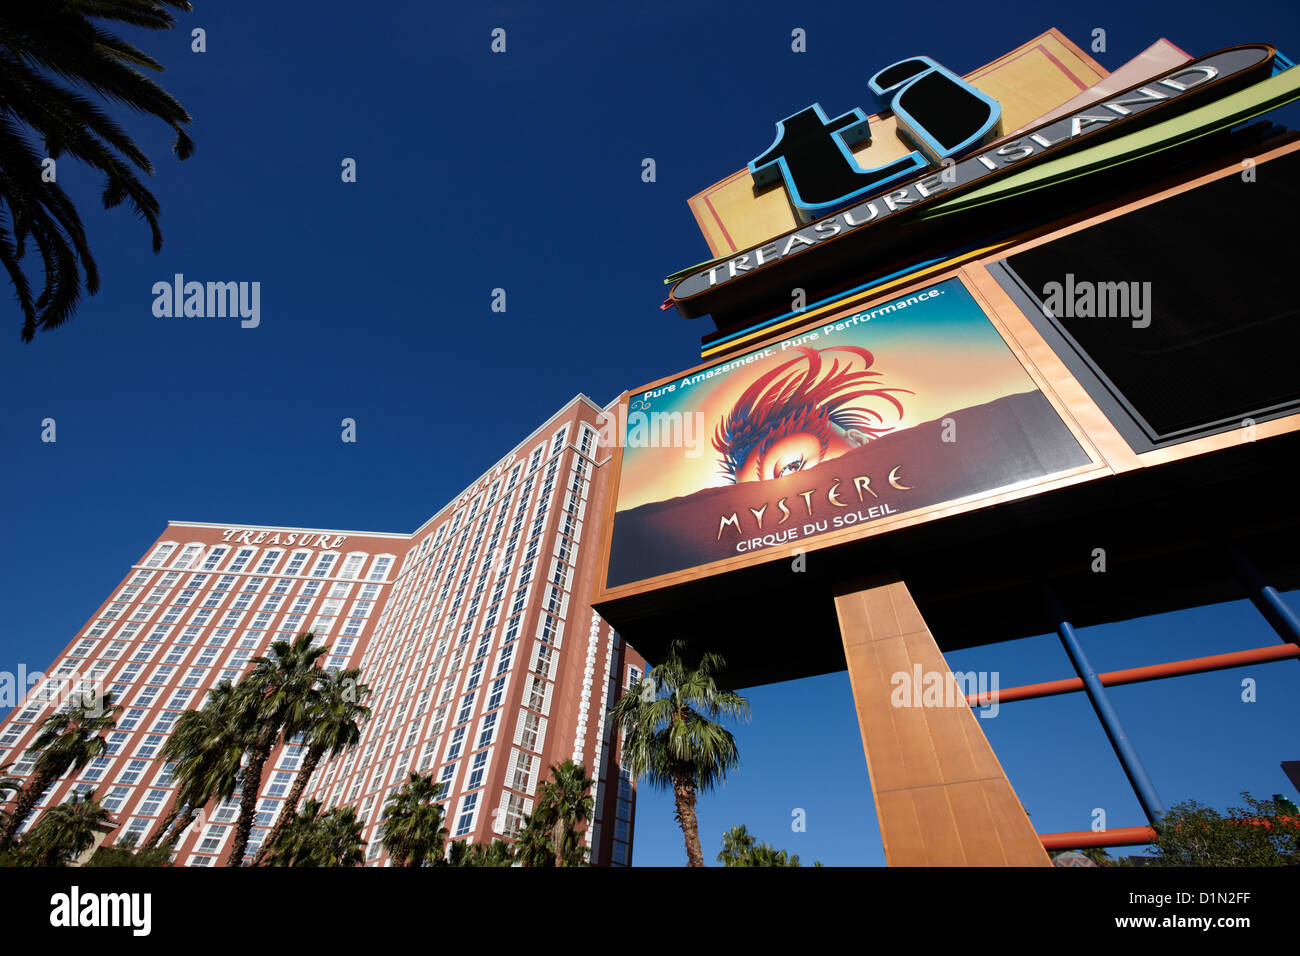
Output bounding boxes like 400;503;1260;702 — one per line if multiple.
686;29;1109;257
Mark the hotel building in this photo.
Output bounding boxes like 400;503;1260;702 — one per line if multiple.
0;395;643;866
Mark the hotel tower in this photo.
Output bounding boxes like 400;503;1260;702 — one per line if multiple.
0;395;643;866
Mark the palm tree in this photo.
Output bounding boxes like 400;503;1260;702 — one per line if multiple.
145;680;244;849
609;639;750;867
262;799;363;867
258;801;315;868
0;691;120;846
535;760;594;868
448;838;514;867
717;824;805;866
512;803;589;867
85;832;173;867
20;793;116;866
307;805;365;867
379;773;448;867
252;668;371;865
512;809;555;867
225;633;327;867
717;823;757;865
746;843;802;866
0;2;194;342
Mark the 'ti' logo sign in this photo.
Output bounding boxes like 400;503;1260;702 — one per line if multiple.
750;57;1002;223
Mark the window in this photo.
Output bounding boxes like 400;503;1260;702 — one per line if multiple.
445;726;466;761
454;792;479;836
134;734;166;759
501;792;529;836
511;752;535;792
145;664;176;685
437;763;456;801
311;553;338;578
164;688;195;710
226;548;256;573
137;788;168;817
101;786;132;814
527;677;546;712
80;756;111;783
116;759;150;786
532;644;554;680
486;676;507;711
339;554;366;580
254;799;279;828
476;712;498;750
255;550;283;574
197;825;226;855
212;799;239;824
145;543;177;568
518;712;541;752
278;745;305;772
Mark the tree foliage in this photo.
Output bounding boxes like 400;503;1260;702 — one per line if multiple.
1146;793;1300;867
448;838;515;867
380;772;448;867
85;833;173;867
262;799;364;867
16;793;114;866
0;1;195;341
716;824;813;867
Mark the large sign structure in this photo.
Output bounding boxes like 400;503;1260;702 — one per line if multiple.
673;46;1275;309
593;28;1300;866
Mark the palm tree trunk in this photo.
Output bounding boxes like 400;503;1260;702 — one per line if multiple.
227;730;274;867
162;804;199;848
553;817;567;868
143;799;182;849
0;766;56;846
672;774;705;867
252;742;323;866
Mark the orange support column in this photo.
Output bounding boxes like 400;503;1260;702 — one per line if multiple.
833;576;1051;866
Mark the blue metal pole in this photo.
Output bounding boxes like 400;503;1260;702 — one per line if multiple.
1250;585;1300;647
1226;546;1300;647
1055;617;1167;826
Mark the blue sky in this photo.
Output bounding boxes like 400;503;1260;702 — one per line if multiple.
2;1;1298;866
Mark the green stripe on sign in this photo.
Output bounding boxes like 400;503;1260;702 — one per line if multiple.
920;68;1300;219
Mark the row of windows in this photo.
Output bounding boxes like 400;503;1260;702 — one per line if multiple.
143;542;394;582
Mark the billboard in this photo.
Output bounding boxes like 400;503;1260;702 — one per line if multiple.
604;276;1094;588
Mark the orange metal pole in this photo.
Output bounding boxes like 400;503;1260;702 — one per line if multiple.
1040;816;1299;851
969;643;1300;706
1040;827;1157;850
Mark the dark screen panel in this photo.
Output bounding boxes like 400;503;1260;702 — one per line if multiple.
1006;150;1300;440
